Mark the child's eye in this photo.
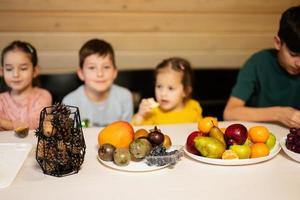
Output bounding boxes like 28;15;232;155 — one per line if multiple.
168;86;174;91
103;65;112;70
156;85;162;89
20;66;29;71
3;65;13;71
289;51;300;57
86;66;95;70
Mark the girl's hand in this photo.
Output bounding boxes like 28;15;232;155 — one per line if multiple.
132;98;157;125
137;98;153;117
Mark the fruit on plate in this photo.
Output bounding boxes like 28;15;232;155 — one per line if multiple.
229;144;251;159
148;126;165;146
194;136;225;158
198;116;218;134
209;126;226;146
98;143;116;161
129;138;152;159
134;128;149;140
162;134;172;149
98;121;134;148
249;126;270;143
222;150;239;160
225;123;248;146
113;148;131;166
250;143;270;158
186;131;204;155
286;127;300;153
265;132;276;150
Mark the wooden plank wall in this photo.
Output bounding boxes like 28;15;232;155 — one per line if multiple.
0;0;298;74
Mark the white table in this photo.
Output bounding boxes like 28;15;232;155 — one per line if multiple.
0;121;299;200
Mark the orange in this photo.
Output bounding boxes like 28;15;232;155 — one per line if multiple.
250;143;270;158
162;134;172;149
198;116;218;134
98;121;134;148
134;128;149;140
249;126;270;143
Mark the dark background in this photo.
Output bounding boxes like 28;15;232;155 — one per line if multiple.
0;69;239;120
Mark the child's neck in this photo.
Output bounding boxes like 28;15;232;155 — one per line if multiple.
84;86;109;103
10;86;34;103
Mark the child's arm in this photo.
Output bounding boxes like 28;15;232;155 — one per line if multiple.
223;96;300;128
0;118;14;130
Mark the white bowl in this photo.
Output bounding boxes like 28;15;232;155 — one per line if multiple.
280;136;300;163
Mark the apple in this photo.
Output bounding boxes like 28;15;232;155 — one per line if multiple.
225;124;248;146
186;131;204;155
229;144;251;159
265;132;276;150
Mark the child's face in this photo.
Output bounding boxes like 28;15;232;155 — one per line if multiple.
2;50;36;93
78;54;117;94
155;69;186;112
275;37;300;75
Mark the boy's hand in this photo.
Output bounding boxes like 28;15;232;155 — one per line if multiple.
278;107;300;128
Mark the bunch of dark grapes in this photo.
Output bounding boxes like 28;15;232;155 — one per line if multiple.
286;128;300;153
146;146;178;166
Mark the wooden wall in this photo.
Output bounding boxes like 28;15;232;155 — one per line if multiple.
0;0;298;74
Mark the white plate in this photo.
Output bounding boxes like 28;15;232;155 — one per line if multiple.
280;136;300;163
184;142;281;166
97;145;183;172
97;157;168;172
0;143;32;188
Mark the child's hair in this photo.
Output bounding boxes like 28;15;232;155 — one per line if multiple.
1;40;38;67
79;38;116;68
278;5;300;53
155;57;194;101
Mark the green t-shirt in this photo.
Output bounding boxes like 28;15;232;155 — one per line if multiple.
231;49;300;109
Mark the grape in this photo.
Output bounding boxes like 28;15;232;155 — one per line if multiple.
289;128;297;134
285;128;300;154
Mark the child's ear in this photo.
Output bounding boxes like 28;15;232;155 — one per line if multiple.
274;36;282;50
113;68;118;80
77;68;85;81
33;65;40;78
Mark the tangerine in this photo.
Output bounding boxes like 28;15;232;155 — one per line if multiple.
250;143;270;158
162;134;172;149
134;128;149;140
98;121;134;148
198;116;218;134
249;126;270;143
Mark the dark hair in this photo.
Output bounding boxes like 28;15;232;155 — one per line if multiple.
79;39;116;68
1;40;38;67
278;5;300;53
155;57;194;100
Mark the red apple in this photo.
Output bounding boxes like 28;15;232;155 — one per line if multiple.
186;131;204;155
225;124;248;146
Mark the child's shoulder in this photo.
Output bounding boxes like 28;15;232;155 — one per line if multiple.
110;84;132;96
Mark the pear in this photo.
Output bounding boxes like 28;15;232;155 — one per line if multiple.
194;136;225;159
209;126;226;147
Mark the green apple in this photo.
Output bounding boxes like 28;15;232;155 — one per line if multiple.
229;144;251;159
265;132;276;150
243;138;252;146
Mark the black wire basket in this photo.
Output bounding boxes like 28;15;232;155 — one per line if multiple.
35;104;86;177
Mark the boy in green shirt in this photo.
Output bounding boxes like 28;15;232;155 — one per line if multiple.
223;5;300;128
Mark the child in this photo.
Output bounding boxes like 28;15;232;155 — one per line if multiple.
132;57;202;125
0;40;52;131
63;39;133;127
223;5;300;128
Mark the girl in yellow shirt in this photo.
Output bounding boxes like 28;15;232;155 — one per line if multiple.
132;57;203;125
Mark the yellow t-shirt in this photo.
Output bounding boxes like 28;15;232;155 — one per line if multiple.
134;99;202;125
